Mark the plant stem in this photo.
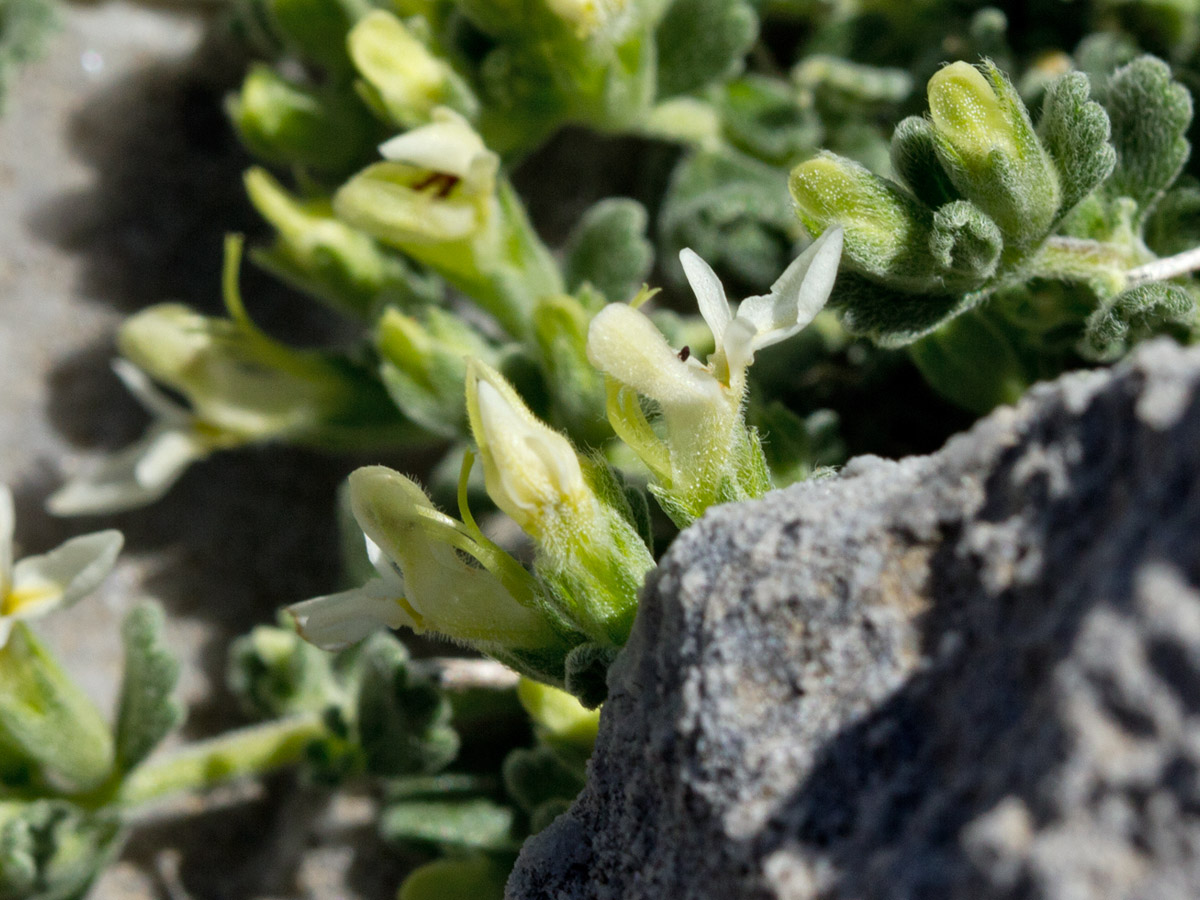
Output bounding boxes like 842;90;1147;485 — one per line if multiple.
420;657;521;692
118;712;326;809
1031;236;1139;293
1126;246;1200;288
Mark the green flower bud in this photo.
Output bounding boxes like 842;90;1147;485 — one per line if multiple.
927;60;1061;245
466;360;653;646
244;167;412;320
117;305;369;446
376;305;498;438
516;677;600;753
348;11;478;127
227;65;375;173
789;152;937;292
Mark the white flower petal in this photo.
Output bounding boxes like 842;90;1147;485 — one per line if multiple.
11;529;123;613
469;368;586;527
0;618;13;649
111;359;189;423
0;485;13;598
679;248;731;346
735;226;844;354
720;317;761;382
365;536;406;592
288;580;413;651
378;108;493;180
47;426;209;517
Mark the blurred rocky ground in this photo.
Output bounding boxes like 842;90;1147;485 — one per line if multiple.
0;3;415;896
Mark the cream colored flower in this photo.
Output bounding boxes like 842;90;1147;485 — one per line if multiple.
0;485;122;647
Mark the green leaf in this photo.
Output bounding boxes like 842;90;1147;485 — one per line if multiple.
830;274;974;349
0;626;113;791
663;149;797;290
1103;55;1193;217
531;294;608;442
719;75;821;165
908;309;1029;414
655;0;757;99
1144;180;1200;257
890;116;959;209
563;199;653;305
501;745;586;814
226;621;340;721
1083;281;1196;360
380;797;517;851
562;641;619;709
1038;71;1116;217
397;854;510;900
264;0;367;75
114;603;183;774
0;802;124;900
354;634;459;777
929;200;1003;289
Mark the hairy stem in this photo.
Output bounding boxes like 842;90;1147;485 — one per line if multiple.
1126;246;1200;288
118;712;326;809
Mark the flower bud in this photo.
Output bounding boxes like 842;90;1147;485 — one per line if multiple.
376;305;496;438
244;167;402;320
348;467;561;655
228;65;375;173
348;11;478;127
544;0;628;38
465;360;591;538
118;305;338;443
927;61;1061;245
789;152;937;291
465;360;654;645
517;678;600;752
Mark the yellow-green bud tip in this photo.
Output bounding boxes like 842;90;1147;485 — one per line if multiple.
927;62;1014;161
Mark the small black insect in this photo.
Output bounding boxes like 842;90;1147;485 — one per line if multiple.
678;345;691;362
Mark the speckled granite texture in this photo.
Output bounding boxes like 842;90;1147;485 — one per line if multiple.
510;339;1200;900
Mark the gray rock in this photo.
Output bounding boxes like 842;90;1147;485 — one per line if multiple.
509;339;1200;900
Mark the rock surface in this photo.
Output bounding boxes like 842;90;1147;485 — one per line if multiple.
509;339;1200;900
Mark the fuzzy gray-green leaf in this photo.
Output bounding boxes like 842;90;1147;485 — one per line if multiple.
355;634;459;777
563;198;653;304
1103;55;1193;217
929;200;1003;289
1083;281;1196;360
655;0;757;98
115;602;183;773
1038;71;1116;217
890;116;959;209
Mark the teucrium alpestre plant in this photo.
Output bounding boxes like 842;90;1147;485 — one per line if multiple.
24;4;1200;895
789;53;1198;411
